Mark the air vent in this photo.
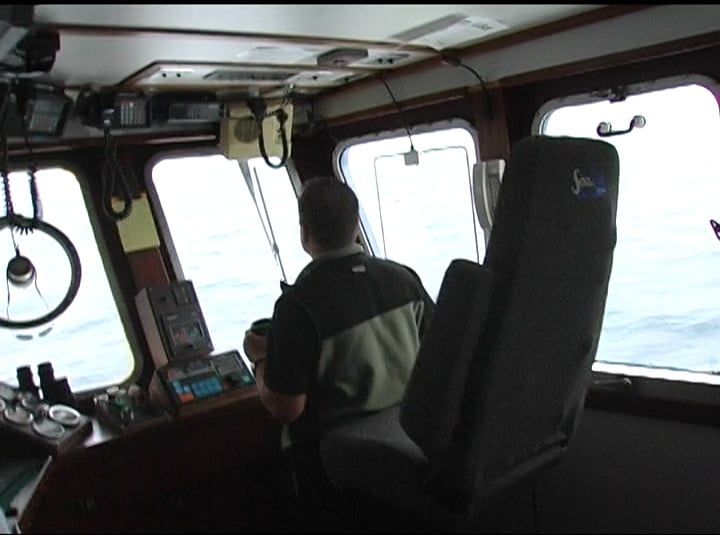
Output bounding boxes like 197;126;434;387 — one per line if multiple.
360;53;410;67
236;46;322;64
286;70;356;86
204;70;297;82
316;48;369;67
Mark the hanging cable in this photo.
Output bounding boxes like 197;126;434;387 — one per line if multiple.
0;81;83;332
1;92;16;230
0;215;82;330
258;108;289;170
0;105;21;258
5;266;53;337
248;97;290;170
18;104;43;227
100;109;133;221
379;76;417;154
0;87;10;164
2;137;14;226
2;87;43;235
440;55;494;121
305;99;340;145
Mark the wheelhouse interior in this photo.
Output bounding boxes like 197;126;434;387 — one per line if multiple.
1;4;720;533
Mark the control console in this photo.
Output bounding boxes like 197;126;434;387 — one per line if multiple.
149;350;256;417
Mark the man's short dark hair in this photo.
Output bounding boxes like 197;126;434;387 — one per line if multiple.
299;177;359;250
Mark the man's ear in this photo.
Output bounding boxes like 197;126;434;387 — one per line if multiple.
300;224;314;254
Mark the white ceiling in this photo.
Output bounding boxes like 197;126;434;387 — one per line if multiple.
31;4;600;91
35;5;598;44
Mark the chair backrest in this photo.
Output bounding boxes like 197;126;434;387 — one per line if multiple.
400;135;620;510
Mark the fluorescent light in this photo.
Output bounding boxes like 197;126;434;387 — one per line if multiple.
161;68;196;74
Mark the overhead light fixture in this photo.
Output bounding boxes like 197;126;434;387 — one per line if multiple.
316;48;369;68
204;70;297;83
161;68;196;73
236;46;320;64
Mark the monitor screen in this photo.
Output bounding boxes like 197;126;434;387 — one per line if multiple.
169;320;206;348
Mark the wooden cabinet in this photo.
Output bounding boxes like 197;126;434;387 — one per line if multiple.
18;392;282;532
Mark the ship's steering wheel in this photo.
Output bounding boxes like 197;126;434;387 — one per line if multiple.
0;215;82;329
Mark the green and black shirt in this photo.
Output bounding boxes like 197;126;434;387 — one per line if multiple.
264;244;435;452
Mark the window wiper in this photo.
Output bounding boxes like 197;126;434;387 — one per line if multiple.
239;161;287;283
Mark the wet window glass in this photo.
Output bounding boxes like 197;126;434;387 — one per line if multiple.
0;168;134;392
540;83;720;381
339;127;483;299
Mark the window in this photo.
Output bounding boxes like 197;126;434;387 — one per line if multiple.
151;155;309;362
337;123;483;299
537;80;720;382
0;168;135;392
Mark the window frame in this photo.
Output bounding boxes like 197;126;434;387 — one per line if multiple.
1;158;144;393
146;146;226;282
332;118;482;259
531;73;720;133
531;73;720;406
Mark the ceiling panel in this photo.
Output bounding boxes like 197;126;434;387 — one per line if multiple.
29;4;602;93
35;5;600;44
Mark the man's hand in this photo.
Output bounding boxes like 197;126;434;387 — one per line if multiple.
243;330;268;363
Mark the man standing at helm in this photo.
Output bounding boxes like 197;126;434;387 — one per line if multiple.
243;176;434;512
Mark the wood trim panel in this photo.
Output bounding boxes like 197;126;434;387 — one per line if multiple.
7;133;217;154
126;248;170;291
455;5;653;60
324;87;470;129
19;394;280;532
501;29;720;88
473;87;510;161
